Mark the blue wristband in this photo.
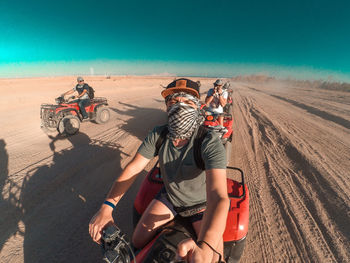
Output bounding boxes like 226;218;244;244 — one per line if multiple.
103;200;116;209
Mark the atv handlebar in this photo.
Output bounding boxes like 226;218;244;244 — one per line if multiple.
101;225;135;263
55;95;77;104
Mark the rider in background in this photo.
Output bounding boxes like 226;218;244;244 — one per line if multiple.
205;79;228;127
223;82;230;91
89;78;229;263
62;77;91;119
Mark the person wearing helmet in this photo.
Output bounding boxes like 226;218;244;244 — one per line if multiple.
62;77;92;119
205;79;228;126
89;78;229;262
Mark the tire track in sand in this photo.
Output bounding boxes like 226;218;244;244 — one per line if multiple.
232;91;284;262
232;85;349;262
248;104;338;262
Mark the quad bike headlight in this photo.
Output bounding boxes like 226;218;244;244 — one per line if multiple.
55;96;64;104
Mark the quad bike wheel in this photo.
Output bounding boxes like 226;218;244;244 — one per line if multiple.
96;106;110;124
57;115;80;135
224;237;247;263
41;120;57;132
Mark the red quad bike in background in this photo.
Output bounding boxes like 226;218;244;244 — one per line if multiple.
202;108;234;161
40;96;111;136
201;85;234;161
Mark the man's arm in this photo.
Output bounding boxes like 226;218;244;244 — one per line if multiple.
218;94;227;107
205;95;214;106
217;87;227;107
177;168;229;262
196;168;229;259
62;89;75;96
205;89;215;106
89;153;150;243
77;89;88;98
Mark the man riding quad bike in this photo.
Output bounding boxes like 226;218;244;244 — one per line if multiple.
90;78;248;263
205;79;228;127
62;76;93;120
100;165;248;263
201;80;234;162
40;78;110;135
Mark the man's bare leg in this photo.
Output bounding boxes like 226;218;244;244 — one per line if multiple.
132;199;174;248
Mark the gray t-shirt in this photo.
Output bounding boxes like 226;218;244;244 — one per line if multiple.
137;125;227;208
74;84;90;100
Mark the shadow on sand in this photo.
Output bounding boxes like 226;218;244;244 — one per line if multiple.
0;101;168;262
109;101;167;141
1;133;140;262
0;139;16;256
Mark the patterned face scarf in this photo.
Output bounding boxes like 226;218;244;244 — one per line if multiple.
166;92;204;140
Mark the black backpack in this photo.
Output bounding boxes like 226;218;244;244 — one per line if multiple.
87;85;95;99
155;125;208;170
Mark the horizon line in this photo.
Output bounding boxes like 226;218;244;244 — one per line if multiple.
0;60;349;83
1;74;349;85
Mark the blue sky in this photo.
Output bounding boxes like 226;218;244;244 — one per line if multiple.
1;0;349;80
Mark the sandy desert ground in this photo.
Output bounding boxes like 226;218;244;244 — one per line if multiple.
0;76;349;263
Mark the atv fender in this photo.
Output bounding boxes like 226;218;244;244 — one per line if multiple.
94;103;108;112
57;109;80;120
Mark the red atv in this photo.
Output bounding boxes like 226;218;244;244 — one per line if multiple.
101;165;249;263
40;96;110;135
200;102;234;161
202;111;233;160
201;85;234;158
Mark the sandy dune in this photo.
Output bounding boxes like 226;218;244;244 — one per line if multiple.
0;76;349;262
